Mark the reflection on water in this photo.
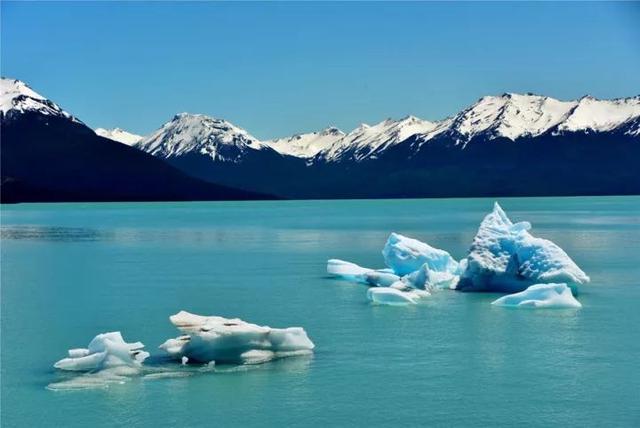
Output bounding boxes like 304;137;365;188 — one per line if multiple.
46;354;313;391
1;226;113;242
0;224;396;253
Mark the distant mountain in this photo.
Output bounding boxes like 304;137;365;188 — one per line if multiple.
0;78;270;203
95;127;143;146
266;126;344;158
131;92;639;198
134;113;305;195
313;115;439;162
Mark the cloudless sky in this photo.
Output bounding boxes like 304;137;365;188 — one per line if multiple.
2;1;639;139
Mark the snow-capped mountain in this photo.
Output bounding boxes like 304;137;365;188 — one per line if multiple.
133;93;640;165
0;78;81;123
314;115;439;162
95;128;143;146
415;93;640;147
556;95;640;134
1;78;267;203
137;113;270;163
266;126;345;158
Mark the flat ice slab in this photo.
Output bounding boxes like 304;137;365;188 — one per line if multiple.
160;311;315;364
367;287;429;306
491;283;582;309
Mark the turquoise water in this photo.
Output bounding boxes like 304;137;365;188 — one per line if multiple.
1;197;639;427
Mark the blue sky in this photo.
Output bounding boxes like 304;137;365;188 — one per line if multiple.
2;1;639;139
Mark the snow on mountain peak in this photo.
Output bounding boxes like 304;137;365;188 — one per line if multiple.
450;93;640;143
95;127;144;146
320;126;344;136
558;95;640;134
0;78;80;122
317;115;438;161
452;93;576;142
137;113;265;162
266;126;345;158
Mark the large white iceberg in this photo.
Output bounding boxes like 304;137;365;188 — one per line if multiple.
491;283;582;309
53;332;149;372
382;233;459;276
159;311;315;364
457;203;589;293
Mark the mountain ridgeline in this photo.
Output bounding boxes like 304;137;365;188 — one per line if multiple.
128;92;640;198
0;79;271;203
2;78;639;202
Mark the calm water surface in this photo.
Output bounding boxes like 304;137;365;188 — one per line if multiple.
1;197;639;427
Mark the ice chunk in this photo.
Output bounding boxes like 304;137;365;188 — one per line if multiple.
326;259;372;282
159;311;315;365
326;259;398;286
367;286;430;306
382;233;459;276
401;263;459;290
491;283;582;309
364;271;401;287
457;203;589;293
53;332;149;372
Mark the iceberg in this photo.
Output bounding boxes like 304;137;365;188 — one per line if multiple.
457;203;589;293
491;283;582;309
367;286;429;306
382;233;459;276
159;311;315;364
53;332;149;372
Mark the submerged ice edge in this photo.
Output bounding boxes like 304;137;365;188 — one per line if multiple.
50;312;316;390
327;202;589;306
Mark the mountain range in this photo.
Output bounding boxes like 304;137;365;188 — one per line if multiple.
0;79;269;202
2;77;639;202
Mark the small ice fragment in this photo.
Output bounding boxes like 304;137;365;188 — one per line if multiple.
54;332;149;372
326;259;372;282
367;286;430;306
491;283;582;309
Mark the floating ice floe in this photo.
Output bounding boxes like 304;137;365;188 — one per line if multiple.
491;283;582;309
367;286;430;306
326;259;373;282
49;332;150;390
457;202;590;293
159;311;315;365
53;332;149;372
382;232;459;276
326;259;400;286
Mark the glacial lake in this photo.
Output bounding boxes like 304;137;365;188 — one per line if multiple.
1;197;639;427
